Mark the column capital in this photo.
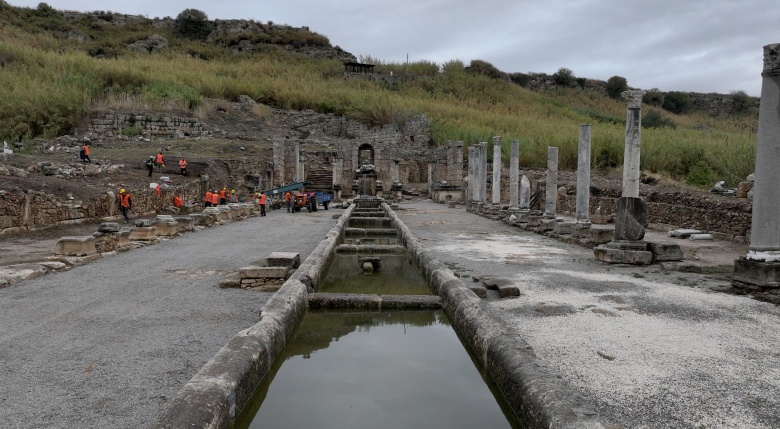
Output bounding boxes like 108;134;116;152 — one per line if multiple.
622;90;646;108
763;43;780;76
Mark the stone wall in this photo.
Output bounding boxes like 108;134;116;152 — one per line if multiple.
89;112;208;139
557;187;753;240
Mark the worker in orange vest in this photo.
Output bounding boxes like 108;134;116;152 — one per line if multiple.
258;192;267;217
179;159;187;176
210;190;220;206
155;152;165;173
173;195;183;208
219;187;227;205
204;190;213;207
118;188;132;223
155;183;161;196
284;191;293;213
82;144;91;163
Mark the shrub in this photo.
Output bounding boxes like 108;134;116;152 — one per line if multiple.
606;76;628;99
662;91;692;114
730;90;753;115
174;9;213;41
552;67;575;87
685;160;716;186
508;72;530;87
643;89;664;106
466;59;505;80
642;110;676;129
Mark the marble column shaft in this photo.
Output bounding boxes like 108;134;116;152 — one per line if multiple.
478;142;488;203
544;146;558;218
749;43;780;253
520;175;530;210
492;136;502;205
467;147;476;201
576;124;592;223
509;140;519;208
621;90;645;198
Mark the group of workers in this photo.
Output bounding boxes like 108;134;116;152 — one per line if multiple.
204;187;241;207
145;152;187;177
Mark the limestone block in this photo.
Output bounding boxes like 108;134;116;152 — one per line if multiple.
593;245;653;265
98;222;120;233
732;257;780;288
265;252;301;268
174;216;194;232
646;241;684;262
668;229;702;238
134;219;153;227
190;213;213;227
588;227;614;245
54;236;96;256
239;266;290;279
128;226;157;241
468;285;488;298
152;221;178;237
553;222;574;235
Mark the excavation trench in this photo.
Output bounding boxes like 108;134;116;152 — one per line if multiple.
151;197;605;429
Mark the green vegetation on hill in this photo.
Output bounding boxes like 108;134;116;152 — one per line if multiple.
0;3;758;186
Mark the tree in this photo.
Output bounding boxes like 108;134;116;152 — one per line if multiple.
552;67;575;87
642;89;664;107
174;8;213;41
605;76;628;99
662;91;692;114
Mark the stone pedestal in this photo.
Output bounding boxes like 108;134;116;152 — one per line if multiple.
55;236;97;256
129;226;158;241
733;257;780;291
594;240;653;265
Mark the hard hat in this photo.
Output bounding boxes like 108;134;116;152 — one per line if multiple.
223;187;226;190
119;189;125;193
231;189;235;193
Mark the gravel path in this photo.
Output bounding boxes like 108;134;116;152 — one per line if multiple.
0;208;337;429
396;200;780;429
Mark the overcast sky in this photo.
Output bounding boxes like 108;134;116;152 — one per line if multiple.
8;0;779;96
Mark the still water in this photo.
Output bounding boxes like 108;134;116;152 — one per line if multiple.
235;310;522;429
318;254;431;295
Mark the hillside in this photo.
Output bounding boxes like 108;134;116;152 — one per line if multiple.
0;2;759;188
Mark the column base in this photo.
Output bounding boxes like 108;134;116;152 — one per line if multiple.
732;257;780;290
594;241;652;265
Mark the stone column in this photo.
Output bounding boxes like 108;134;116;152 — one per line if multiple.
621;90;646;198
428;163;434;199
509;140;519;209
294;141;301;183
520;175;530;210
478;142;488;204
543;146;558;218
748;43;780;259
575;124;592;224
492;136;502;205
392;160;400;183
467;147;476;202
332;158;343;201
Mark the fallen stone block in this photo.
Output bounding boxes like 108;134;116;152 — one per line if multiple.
55;236;97;256
265;252;301;268
468;285;488;298
668;229;703;238
647;241;684;262
689;233;714;241
128;226;158;241
239;266;291;279
594;246;653;265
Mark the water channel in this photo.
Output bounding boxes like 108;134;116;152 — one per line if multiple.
234;309;522;429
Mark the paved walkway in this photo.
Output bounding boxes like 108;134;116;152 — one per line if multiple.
397;200;780;429
0;208;337;429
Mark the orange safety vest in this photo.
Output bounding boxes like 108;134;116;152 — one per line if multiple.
179;160;187;168
219;189;227;200
83;145;90;156
284;192;292;202
173;196;183;207
210;193;219;205
205;191;212;202
119;193;131;208
259;194;267;205
230;193;238;203
155;153;164;164
155;184;161;196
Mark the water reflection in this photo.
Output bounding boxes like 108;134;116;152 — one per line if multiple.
236;310;521;429
319;254;430;295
